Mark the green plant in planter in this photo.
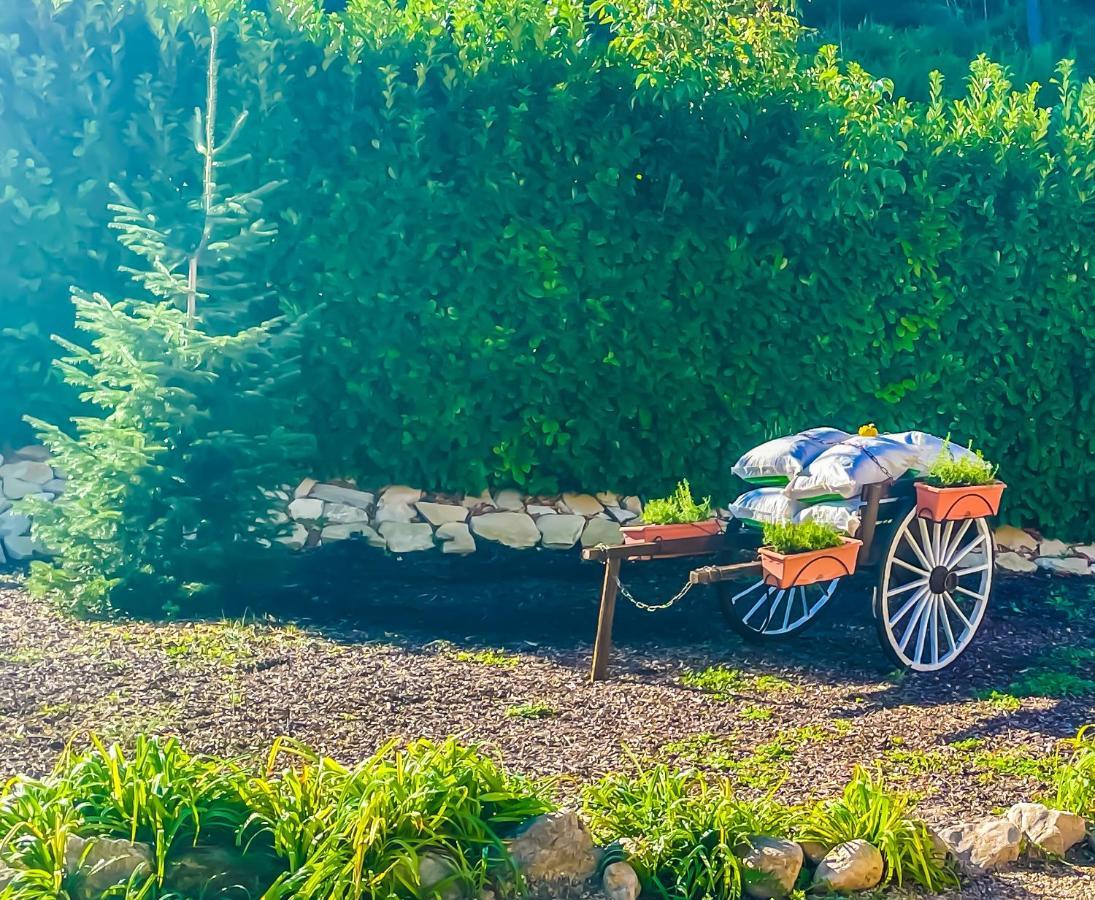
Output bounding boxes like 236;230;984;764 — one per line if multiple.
762;520;843;555
920;442;999;487
642;480;713;525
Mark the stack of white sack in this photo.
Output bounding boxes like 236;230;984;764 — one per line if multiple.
729;428;975;536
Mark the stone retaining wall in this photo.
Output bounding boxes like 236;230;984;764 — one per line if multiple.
3;443;1094;573
278;479;649;555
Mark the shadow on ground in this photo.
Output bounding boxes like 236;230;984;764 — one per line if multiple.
240;542;1095;741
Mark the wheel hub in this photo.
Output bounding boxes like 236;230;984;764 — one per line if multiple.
929;565;958;594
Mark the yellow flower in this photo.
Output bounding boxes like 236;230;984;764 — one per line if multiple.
858;423;879;437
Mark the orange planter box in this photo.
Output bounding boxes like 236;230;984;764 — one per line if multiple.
915;481;1006;522
621;519;723;544
758;537;862;589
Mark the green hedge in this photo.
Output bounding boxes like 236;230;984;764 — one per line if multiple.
2;0;1094;534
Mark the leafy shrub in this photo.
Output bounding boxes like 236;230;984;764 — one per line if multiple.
921;442;999;487
762;521;844;555
2;1;1095;536
580;763;796;900
1050;725;1095;820
641;480;713;525
797;767;957;890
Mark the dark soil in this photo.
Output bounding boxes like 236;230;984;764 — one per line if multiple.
0;549;1092;898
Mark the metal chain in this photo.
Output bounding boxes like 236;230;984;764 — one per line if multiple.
615;575;694;611
592;543;696;611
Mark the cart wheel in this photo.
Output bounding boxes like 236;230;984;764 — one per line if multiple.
875;509;995;671
719;578;840;641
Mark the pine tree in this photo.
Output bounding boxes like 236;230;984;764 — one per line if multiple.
23;23;313;617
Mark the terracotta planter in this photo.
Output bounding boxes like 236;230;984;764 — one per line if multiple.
914;481;1006;522
758;537;862;589
621;519;723;545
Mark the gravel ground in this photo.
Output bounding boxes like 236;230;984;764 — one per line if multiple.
0;558;1091;898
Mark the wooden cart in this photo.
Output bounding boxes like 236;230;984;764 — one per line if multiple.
583;480;997;680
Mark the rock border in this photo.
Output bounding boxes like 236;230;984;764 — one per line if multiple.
3;444;1093;567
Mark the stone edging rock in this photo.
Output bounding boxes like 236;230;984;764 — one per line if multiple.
993;525;1095;576
0;445;63;563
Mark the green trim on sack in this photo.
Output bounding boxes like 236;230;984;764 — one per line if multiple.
743;475;791;486
798;493;846;506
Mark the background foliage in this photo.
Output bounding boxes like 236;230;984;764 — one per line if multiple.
2;0;1093;535
801;0;1095;101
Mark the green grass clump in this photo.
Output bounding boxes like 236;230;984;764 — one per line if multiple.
243;737;551;897
680;666;747;698
580;764;795;900
920;442;998;487
979;689;1022;712
505;701;557;719
0;735;552;899
761;520;843;555
453;648;520;668
739;705;773;722
797;767;958;891
1049;725;1095;819
0;735;253;892
641;480;713;525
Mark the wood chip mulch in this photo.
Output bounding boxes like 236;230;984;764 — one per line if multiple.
0;562;1091;899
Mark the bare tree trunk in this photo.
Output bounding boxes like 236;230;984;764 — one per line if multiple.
186;25;219;328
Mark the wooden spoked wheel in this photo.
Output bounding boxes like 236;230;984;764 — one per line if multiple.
875;509;994;671
719;577;840;641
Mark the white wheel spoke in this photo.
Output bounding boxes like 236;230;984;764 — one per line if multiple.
899;593;932;653
782;589;795;630
890;586;929;627
955;584;985;600
929;598;940;665
939;600;957;653
744;590;771;623
930;522;942;567
938;521;954;567
887;576;928;598
954;563;990;577
941;519;972;566
913;594;933;663
893;557;931;578
916;518;936;566
942;591;973;632
949;534;986;568
732;579;767;603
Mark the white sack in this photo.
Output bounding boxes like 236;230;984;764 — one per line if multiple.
729;488;803;528
794;500;864;536
731;427;850;484
784;435;922;501
885;431;979;475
